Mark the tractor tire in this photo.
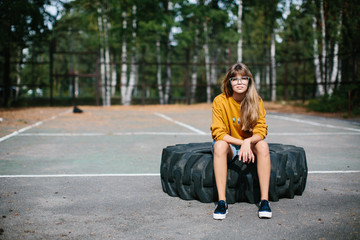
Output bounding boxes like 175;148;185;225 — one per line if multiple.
160;142;307;204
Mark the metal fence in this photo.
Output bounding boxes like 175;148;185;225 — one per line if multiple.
1;40;358;107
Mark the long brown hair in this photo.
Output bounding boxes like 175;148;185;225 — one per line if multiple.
221;63;260;132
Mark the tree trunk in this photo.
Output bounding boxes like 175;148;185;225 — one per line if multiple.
156;39;164;104
320;0;327;93
190;27;199;104
121;11;128;105
271;32;276;101
237;0;243;62
266;60;270;94
104;15;111;106
211;48;219;88
313;15;324;96
111;53;117;96
124;5;137;105
16;48;22;100
97;4;112;106
97;9;106;104
255;71;261;91
75;72;79;97
203;21;211;103
328;12;342;95
164;36;171;104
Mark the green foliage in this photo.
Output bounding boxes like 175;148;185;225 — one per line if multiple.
307;84;360;116
1;0;359;109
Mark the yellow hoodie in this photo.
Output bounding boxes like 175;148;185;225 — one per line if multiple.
211;93;268;141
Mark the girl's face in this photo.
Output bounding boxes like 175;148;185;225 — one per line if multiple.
229;73;249;95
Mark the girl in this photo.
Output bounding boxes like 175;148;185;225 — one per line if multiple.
211;63;272;220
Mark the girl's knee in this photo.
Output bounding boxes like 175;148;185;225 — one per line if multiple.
255;140;269;156
213;140;230;156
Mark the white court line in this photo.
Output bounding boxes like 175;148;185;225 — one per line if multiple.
0;121;43;142
0;173;161;178
268;115;360;132
20;133;106;136
0;109;72;143
19;132;206;137
114;132;204;136
268;132;360;136
17;131;360;137
154;112;207;135
308;170;360;174
0;171;359;178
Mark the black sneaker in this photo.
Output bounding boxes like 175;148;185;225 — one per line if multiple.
258;200;272;219
213;200;228;220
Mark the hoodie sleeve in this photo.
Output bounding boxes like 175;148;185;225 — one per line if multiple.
211;97;229;141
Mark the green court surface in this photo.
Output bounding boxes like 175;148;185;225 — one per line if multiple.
0;105;359;239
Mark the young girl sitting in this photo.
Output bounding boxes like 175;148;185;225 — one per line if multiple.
211;62;272;220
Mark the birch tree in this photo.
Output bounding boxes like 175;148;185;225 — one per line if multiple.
270;32;276;101
97;3;111;106
203;19;211;103
123;5;137;105
164;37;172;104
15;49;22;99
320;0;327;93
156;38;164;104
104;11;111;105
313;15;324;96
163;1;173;104
190;26;199;104
237;0;243;62
328;12;342;95
111;54;117;96
120;10;128;105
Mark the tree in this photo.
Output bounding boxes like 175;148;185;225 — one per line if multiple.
0;0;53;106
97;1;111;106
237;0;243;62
121;4;138;106
312;0;345;96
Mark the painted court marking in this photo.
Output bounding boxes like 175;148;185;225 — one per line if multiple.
0;173;161;178
0;170;359;178
1;111;359;177
154;112;207;135
18;132;206;136
17;131;360;137
0;109;72;143
268;115;360;132
2;112;359;139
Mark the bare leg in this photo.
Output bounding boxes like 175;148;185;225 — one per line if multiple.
213;140;232;201
253;140;271;200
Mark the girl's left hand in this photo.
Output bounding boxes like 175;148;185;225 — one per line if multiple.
239;139;255;163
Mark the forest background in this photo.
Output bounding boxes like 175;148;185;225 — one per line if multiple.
0;0;359;116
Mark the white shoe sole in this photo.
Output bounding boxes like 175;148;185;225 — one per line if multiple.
258;211;272;219
213;210;228;220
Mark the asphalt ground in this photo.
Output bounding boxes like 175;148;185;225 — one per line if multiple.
0;105;359;239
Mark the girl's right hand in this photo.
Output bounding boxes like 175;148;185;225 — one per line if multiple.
239;139;255;163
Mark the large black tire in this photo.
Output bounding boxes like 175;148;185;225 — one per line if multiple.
160;142;307;204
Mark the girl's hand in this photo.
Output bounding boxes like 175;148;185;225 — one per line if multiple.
239;139;255;163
